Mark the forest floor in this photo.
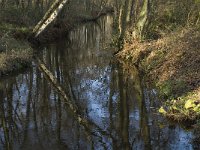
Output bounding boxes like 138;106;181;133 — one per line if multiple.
117;27;200;124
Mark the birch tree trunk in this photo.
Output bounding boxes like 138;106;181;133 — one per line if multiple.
32;0;69;38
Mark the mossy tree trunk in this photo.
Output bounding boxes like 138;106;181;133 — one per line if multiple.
117;0;131;50
115;0;150;50
126;0;133;22
134;0;150;40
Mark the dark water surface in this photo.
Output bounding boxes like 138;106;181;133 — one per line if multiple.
0;16;195;150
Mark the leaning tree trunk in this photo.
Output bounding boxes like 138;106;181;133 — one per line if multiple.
32;0;69;38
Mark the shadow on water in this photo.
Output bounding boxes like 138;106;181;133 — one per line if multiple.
0;15;197;150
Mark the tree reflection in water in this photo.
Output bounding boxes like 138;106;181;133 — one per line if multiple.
0;15;194;150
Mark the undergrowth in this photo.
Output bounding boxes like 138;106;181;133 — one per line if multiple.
117;27;200;124
0;31;33;76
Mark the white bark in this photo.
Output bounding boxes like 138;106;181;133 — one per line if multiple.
33;0;69;37
33;0;61;33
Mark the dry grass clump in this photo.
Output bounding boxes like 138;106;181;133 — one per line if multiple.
117;27;200;96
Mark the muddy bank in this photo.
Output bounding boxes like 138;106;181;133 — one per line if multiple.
117;27;200;123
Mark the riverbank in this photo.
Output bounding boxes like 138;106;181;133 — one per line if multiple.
29;6;113;44
0;5;113;77
0;29;33;77
117;27;200;124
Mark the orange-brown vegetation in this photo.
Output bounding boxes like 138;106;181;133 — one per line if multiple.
117;27;200;122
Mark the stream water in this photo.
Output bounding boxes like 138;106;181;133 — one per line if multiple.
0;15;196;150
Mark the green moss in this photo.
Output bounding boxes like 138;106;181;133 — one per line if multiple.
157;80;173;98
156;79;187;99
159;91;200;122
